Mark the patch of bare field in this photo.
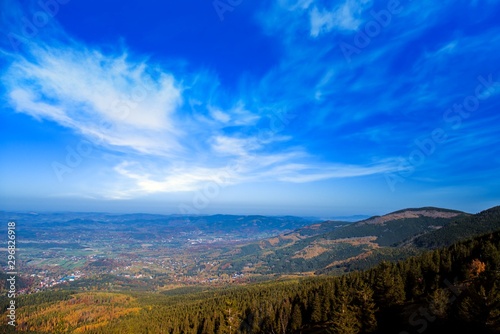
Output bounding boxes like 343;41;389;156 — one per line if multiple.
280;233;301;241
267;237;280;246
280;273;315;279
304;224;322;230
292;236;378;260
320;236;379;248
325;250;374;268
292;244;329;260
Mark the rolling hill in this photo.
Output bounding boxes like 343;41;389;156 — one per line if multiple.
412;206;500;248
211;206;500;276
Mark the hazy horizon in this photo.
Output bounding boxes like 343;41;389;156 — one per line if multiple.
1;200;496;219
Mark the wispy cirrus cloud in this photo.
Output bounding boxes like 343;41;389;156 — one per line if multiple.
106;152;398;199
310;0;373;36
1;32;400;199
265;161;398;182
4;44;184;156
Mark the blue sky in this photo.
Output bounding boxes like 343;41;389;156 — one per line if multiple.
1;0;499;217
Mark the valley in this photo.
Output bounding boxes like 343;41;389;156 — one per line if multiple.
1;206;498;295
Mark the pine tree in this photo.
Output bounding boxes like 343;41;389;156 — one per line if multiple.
406;262;424;300
290;303;302;332
429;288;450;319
330;291;360;334
276;298;292;334
486;281;500;330
201;316;215;334
310;292;323;323
482;241;500;271
374;262;406;308
355;283;378;332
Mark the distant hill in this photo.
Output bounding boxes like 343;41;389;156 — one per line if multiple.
319;207;469;246
306;206;500;273
412;206;500;248
0;211;316;241
358;206;467;225
210;207;471;276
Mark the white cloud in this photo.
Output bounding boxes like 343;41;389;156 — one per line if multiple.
211;136;259;157
278;0;314;11
111;161;236;197
310;7;336;37
264;162;398;182
208;102;259;126
310;0;373;37
210;108;231;123
230;103;260;125
4;45;183;156
106;154;399;198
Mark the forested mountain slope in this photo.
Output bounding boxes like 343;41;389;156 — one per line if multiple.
412;206;500;248
212;207;472;276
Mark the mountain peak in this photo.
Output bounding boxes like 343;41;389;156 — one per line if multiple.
358;207;468;226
